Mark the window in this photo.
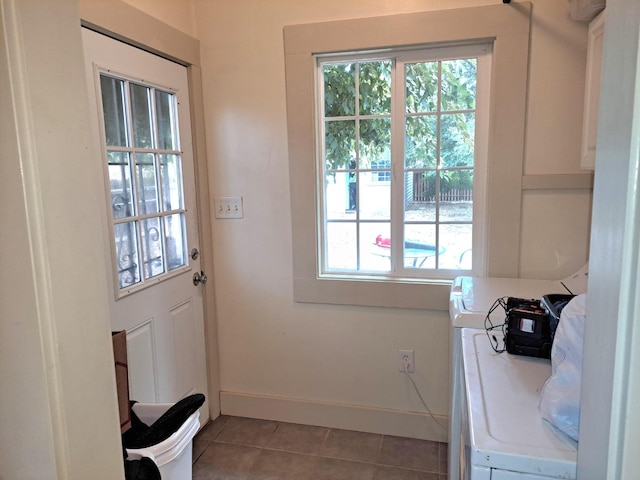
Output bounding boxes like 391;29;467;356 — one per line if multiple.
318;45;489;280
284;4;531;309
371;159;391;183
99;73;189;295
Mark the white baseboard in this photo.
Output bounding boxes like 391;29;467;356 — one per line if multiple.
219;391;449;443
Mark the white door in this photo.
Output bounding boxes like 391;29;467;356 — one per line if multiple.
82;28;209;422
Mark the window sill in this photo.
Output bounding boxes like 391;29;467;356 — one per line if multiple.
293;275;451;310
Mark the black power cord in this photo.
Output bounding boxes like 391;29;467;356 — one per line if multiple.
484;297;509;353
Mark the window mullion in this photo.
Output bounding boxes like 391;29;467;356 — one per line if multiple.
123;80;146;283
150;88;169;278
435;61;443;270
123;80;137;217
355;63;361;272
391;58;404;273
316;64;328;275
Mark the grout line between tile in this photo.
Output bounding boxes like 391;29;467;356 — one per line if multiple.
376;434;385;463
192;439;210;464
208;441;440;475
319;426;331;451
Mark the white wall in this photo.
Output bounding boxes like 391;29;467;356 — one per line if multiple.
127;0;593;440
520;0;593;278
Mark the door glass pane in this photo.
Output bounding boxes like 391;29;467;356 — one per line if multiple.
114;221;140;288
141;217;165;279
136;153;159;215
165;213;186;270
108;151;134;219
159;154;183;211
130;83;153;149
156;90;177;150
100;75;128;147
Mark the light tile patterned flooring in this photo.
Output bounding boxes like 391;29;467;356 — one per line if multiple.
192;415;448;480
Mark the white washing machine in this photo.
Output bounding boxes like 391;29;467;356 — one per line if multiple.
448;267;587;479
459;329;577;479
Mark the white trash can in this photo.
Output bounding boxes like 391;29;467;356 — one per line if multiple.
125;403;200;480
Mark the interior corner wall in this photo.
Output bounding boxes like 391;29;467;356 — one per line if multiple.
120;0;198;38
130;0;592;440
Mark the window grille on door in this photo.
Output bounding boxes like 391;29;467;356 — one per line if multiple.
99;73;188;294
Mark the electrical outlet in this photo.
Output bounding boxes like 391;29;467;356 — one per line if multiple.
214;196;244;219
398;349;415;373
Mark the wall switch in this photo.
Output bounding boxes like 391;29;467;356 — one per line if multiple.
214;196;243;219
398;349;415;373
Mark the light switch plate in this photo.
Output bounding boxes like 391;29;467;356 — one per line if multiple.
214;196;243;219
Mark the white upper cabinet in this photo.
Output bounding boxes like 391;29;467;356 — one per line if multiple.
581;9;605;170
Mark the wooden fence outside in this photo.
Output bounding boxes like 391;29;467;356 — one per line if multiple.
413;187;473;202
405;172;473;203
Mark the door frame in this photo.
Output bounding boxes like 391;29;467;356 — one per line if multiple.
79;0;220;418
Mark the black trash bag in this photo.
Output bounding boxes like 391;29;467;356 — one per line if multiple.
123;393;205;449
122;445;161;480
124;456;161;480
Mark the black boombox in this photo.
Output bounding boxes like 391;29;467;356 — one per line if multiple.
504;295;574;359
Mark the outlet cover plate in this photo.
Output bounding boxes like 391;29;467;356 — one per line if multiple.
398;349;415;373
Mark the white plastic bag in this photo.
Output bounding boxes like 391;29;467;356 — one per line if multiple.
539;293;587;442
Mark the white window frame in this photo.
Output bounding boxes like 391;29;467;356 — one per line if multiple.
316;44;490;281
284;3;532;310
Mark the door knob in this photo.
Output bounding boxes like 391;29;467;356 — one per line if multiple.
193;271;207;286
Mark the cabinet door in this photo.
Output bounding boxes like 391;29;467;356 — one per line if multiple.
581;10;606;170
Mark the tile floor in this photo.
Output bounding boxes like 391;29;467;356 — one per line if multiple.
192;415;448;480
